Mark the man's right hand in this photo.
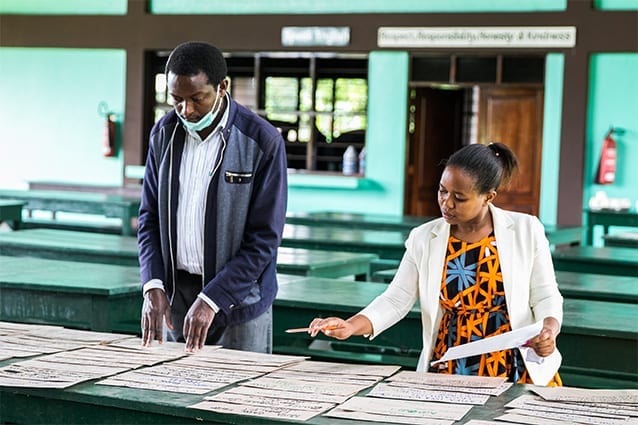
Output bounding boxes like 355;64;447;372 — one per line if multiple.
141;288;173;347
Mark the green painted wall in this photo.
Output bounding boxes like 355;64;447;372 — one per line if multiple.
0;0;127;14
585;53;638;243
0;48;126;189
287;51;409;215
150;0;566;14
538;54;564;226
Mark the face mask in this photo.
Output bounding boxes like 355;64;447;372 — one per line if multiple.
178;86;223;132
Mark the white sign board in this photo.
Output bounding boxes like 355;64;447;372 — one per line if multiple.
282;26;350;47
378;26;576;48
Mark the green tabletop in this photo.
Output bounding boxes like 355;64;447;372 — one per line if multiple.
0;256;141;332
0;199;25;230
552;245;638;276
282;224;409;260
282;223;584;261
286;211;434;231
273;276;638;388
0;353;532;425
543;225;584;246
603;232;638;248
586;209;638;245
0;189;140;235
372;268;638;304
0;229;377;279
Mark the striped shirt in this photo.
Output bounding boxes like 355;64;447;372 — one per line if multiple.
176;104;229;275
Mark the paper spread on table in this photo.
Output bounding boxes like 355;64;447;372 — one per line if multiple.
431;321;543;366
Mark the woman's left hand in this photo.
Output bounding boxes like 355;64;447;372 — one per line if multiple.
525;317;560;357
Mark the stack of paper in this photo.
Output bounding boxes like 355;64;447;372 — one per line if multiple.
324;372;509;424
0;343;185;388
189;359;395;422
495;386;638;424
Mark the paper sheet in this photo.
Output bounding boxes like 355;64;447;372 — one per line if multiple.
431;321;543;366
531;386;638;404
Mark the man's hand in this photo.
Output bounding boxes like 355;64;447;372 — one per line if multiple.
183;298;215;352
141;288;173;347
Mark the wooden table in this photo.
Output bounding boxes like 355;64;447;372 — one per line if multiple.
0;351;534;425
0;256;141;333
0;199;25;230
286;211;434;231
556;271;638;303
0;189;140;236
543;225;583;246
603;232;638;248
282;224;409;260
586;209;638;245
282;223;584;262
0;229;377;279
372;269;638;304
273;276;638;389
552;245;638;276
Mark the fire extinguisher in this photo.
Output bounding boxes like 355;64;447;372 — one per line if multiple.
595;127;618;185
99;101;117;157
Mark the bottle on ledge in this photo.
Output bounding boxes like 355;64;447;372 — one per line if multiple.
342;145;358;176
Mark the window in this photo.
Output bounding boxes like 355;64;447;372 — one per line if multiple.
145;51;368;175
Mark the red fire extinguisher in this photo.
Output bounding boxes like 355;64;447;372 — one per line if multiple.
595;127;618;185
99;101;117;157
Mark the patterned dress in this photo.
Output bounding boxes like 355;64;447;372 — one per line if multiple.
429;233;561;385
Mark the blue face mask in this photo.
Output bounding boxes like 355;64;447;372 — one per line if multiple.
178;87;223;132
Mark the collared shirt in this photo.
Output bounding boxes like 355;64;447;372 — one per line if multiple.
143;97;229;314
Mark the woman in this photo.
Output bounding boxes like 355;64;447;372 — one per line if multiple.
308;143;563;386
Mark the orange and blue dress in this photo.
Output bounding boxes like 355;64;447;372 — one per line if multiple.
429;233;561;386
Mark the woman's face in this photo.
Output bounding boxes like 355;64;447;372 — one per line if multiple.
438;166;495;225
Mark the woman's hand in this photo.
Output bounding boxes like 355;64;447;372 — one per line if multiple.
526;317;560;357
307;314;373;340
308;317;351;339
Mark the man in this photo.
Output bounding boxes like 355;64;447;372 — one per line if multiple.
138;41;287;353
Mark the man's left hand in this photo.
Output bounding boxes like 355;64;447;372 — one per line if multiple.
183;298;215;352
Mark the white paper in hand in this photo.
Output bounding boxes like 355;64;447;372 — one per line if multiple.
430;321;544;367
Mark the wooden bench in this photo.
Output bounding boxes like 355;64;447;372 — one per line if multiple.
0;229;377;280
603;232;638;248
0;189;140;236
586;208;638;245
552;245;638;276
0;199;25;230
273;276;638;388
286;211;434;231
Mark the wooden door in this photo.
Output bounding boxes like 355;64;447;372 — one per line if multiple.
404;87;464;217
478;87;544;215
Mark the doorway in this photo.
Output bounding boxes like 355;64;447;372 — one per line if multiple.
405;85;544;217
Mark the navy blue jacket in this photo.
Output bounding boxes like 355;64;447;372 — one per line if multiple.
138;97;287;327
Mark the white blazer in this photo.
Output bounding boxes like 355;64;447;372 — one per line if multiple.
360;204;563;385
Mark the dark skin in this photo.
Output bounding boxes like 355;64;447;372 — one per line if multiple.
140;70;228;352
309;165;559;358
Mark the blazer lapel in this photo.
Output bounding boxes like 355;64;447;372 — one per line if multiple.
490;204;515;313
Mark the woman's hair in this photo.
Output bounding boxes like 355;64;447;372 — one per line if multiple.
165;41;228;86
445;142;519;193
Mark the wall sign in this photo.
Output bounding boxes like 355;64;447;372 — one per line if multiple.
378;26;576;48
282;26;350;47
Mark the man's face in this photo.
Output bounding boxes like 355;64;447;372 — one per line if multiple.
167;71;219;122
